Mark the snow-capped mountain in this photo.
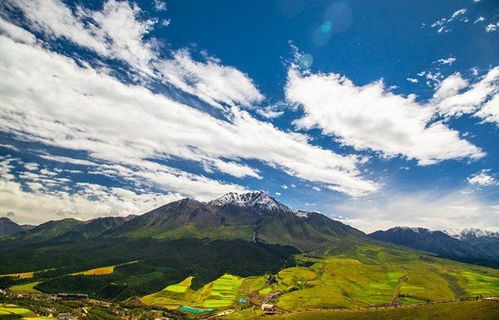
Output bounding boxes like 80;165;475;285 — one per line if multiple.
370;226;499;267
105;191;365;251
444;228;499;240
208;191;302;215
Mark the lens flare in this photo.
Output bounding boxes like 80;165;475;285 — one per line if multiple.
299;54;313;69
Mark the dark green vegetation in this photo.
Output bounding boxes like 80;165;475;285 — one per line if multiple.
0;238;298;300
229;301;499;320
369;227;499;268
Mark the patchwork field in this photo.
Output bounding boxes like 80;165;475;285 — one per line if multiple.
2;244;498;318
141;274;244;309
141;244;499;316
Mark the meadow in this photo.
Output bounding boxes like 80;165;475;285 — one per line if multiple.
0;303;52;320
227;300;499;320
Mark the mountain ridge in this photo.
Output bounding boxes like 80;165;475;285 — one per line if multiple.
369;226;499;267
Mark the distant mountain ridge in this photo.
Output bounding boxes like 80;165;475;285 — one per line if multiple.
0;217;26;237
369;226;499;267
444;228;499;241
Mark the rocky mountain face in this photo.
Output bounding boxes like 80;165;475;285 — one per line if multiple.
369;227;499;267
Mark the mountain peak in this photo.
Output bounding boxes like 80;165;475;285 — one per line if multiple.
444;228;499;240
208;191;295;214
390;226;432;233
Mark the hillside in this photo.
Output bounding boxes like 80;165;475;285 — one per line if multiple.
369;227;499;267
0;217;25;237
107;191;367;251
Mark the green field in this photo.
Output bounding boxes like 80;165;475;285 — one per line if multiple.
141;274;244;309
140;244;499;316
227;301;499;320
2;242;498;319
201;274;243;308
8;282;41;293
0;304;43;319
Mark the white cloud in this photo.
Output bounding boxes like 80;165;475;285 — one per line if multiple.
436;56;456;66
467;170;497;186
0;156;183;224
0;32;377;198
156;50;264;109
430;8;467;33
434;67;499;119
256;107;285;119
335;188;499;233
312;186;321;192
0;16;36;44
153;0;167;11
23;163;39;171
473;94;499;124
285;68;484;165
5;0;264;109
485;22;499;33
282;185;288;189
474;16;485;24
275;192;281;196
406;78;418;83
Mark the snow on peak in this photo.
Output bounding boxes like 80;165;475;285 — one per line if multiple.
209;191;306;217
392;226;431;233
444;228;499;240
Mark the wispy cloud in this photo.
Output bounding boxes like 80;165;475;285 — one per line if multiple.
430;8;468;33
0;5;378;200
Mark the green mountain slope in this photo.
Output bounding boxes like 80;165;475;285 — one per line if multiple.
108;192;366;251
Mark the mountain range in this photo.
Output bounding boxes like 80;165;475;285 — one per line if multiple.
1;191;498;265
369;226;499;267
0;191;498;307
1;191;364;251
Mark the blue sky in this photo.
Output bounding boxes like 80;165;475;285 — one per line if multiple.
0;0;498;232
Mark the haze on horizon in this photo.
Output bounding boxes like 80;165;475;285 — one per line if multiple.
0;0;498;233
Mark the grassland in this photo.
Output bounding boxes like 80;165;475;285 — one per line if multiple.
0;303;50;319
227;301;499;320
140;244;498;317
9;282;41;293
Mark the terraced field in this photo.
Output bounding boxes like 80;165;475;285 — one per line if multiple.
201;274;243;308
